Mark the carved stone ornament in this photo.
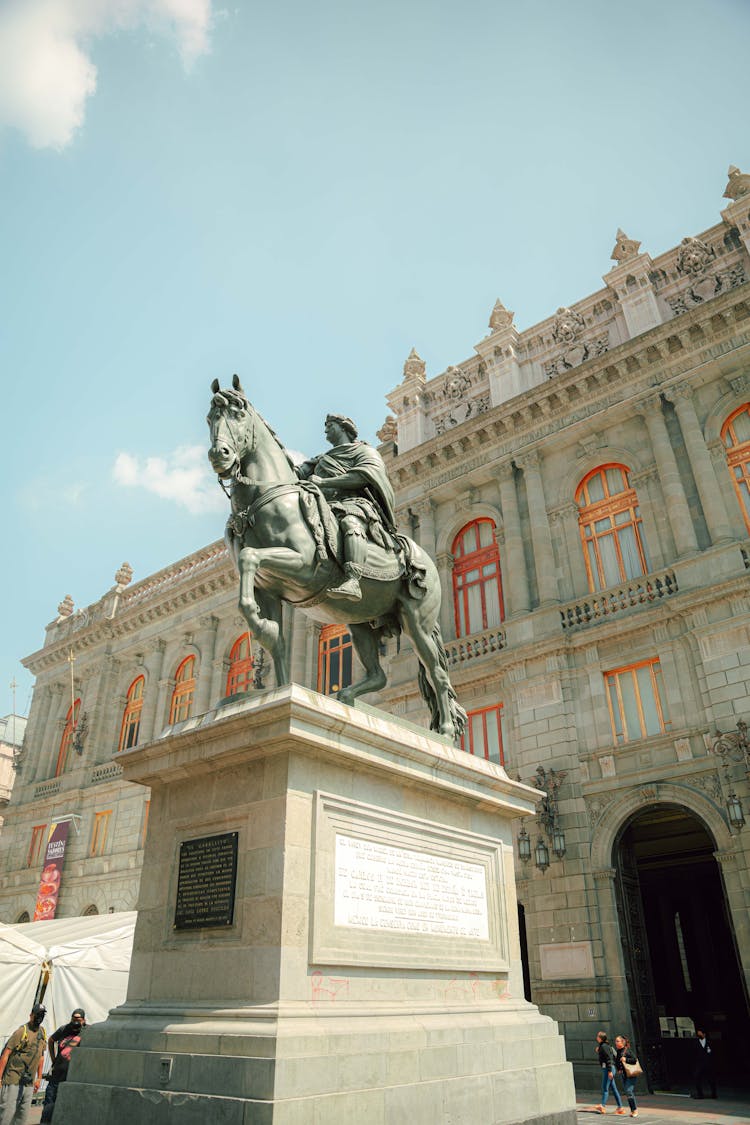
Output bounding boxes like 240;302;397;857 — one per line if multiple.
114;561;134;588
57;594;74;618
610;228;641;264
724;164;750;201
543;307;602;376
433;366;482;433
586;794;615;829
671;236;726;309
376;414;398;444
402;347;426;386
489;299;515;331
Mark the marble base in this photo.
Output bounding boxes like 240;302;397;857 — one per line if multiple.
57;686;575;1125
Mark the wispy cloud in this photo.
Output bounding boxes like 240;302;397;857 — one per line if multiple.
113;444;226;515
0;0;213;150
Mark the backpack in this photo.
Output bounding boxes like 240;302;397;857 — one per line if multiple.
14;1025;47;1052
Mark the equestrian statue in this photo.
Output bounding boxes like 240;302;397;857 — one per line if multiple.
207;374;467;740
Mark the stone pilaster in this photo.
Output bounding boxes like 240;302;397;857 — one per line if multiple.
412;498;436;559
664;384;733;545
139;640;166;744
194;616;219;715
25;683;54;782
516;451;559;606
637;394;698;557
435;552;455;639
496;463;530;615
85;654;121;760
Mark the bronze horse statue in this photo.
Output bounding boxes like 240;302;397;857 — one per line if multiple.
207;375;467;740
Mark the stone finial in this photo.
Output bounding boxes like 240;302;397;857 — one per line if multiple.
114;561;134;588
724;165;750;201
488;299;515;331
376;415;398;443
610;228;641;263
402;347;426;385
57;594;74;618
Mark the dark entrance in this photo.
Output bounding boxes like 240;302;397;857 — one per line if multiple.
614;804;748;1091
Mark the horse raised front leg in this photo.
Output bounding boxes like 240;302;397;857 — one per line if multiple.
238;546;304;680
338;623;387;707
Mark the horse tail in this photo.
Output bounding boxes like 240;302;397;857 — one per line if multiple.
417;625;468;742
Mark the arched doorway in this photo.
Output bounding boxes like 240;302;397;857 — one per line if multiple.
614;804;748;1090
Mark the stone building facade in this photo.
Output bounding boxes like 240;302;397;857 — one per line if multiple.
2;165;749;1087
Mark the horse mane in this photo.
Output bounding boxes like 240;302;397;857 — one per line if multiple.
215;385;297;473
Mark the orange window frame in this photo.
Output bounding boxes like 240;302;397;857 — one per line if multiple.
721;403;750;532
55;698;81;777
576;464;649;591
90;810;112;857
169;656;196;725
317;625;353;695
604;658;671;744
461;705;504;766
452;519;504;638
27;824;47;868
226;633;254;696
118;675;144;752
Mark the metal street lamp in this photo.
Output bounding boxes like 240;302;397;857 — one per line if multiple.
726;791;745;830
517;825;531;863
552;826;567;859
534;837;550;873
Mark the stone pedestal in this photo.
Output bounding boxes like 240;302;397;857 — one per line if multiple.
58;686;575;1124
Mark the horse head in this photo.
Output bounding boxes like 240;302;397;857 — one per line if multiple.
207;374;255;479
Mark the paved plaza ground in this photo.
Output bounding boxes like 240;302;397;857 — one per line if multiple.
576;1091;750;1124
24;1090;750;1124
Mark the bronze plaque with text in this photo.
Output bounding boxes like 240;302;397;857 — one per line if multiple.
174;831;238;930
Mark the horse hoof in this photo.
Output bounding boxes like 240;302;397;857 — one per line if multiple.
337;689;354;707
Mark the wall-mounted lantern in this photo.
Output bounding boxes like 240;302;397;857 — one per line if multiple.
517;825;532;863
534;837;550;873
726;791;746;830
552;825;567;859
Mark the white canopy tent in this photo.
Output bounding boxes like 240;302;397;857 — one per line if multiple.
0;911;136;1043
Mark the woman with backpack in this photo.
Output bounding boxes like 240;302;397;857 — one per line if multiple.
615;1035;640;1117
595;1030;626;1114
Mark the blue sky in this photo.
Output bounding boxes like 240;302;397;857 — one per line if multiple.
1;0;749;712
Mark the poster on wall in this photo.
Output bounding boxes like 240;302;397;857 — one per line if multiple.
32;821;70;921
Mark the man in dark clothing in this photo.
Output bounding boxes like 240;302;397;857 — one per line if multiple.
0;1004;47;1125
40;1008;86;1123
692;1028;717;1099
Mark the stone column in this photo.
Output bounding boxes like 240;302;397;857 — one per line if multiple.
139;640;166;744
551;503;588;600
708;439;748;538
592;868;631;1032
194;616;219;715
83;654;121;761
637;394;698;557
413;499;436;559
664;384;734;545
436;553;455;639
629;469;665;570
496;463;530;615
516;451;559;606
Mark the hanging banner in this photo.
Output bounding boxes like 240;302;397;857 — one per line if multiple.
33;821;70;921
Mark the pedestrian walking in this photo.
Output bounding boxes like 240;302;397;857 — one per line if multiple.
615;1034;641;1118
0;1004;47;1125
595;1030;626;1114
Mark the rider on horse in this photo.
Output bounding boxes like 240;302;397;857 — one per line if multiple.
297;414;398;602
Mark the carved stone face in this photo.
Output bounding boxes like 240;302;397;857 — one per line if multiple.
552;308;584;347
676;237;713;279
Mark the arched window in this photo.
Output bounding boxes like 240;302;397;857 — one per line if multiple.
55;698;81;776
15;911;30;924
721;403;750;531
118;675;144;751
169;656;196;725
576;464;650;591
82;904;99;916
317;625;353;695
452;519;504;638
226;633;254;696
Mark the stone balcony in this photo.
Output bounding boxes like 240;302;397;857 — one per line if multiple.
90;761;124;785
560;567;679;631
444;625;507;667
33;777;61;800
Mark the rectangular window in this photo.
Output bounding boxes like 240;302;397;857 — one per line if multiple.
317;626;353;695
27;825;47;868
461;705;504;766
89;810;112;857
605;659;671;744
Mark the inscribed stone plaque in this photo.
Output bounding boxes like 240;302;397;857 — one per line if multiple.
334;834;489;939
174;831;238;931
